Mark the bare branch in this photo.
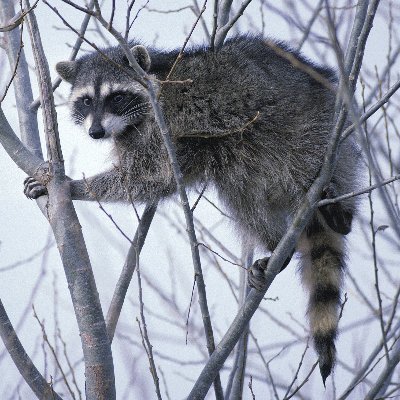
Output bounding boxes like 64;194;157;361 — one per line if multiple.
365;340;400;400
338;319;400;399
225;249;252;399
0;0;39;32
317;174;400;207
283;361;319;400
136;257;162;399
33;307;77;400
0;13;24;104
341;77;400;141
106;203;157;341
214;0;254;50
163;0;208;85
0;300;62;400
0;0;42;157
0;107;45;177
30;0;95;111
210;0;219;49
296;0;324;51
23;1;116;397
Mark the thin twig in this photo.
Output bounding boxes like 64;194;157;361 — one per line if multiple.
0;11;24;104
317;174;400;207
0;300;62;399
30;0;95;111
57;329;82;400
363;83;390;361
0;0;38;32
296;0;324;50
185;275;197;345
82;174;133;244
106;203;157;341
163;0;208;84
283;341;310;398
197;242;243;268
136;252;163;399
33;306;77;399
190;182;207;212
214;0;254;49
283;361;319;400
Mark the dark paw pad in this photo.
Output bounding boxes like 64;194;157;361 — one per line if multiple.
23;177;47;199
248;257;270;291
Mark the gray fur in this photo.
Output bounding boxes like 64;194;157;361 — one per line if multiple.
32;35;362;382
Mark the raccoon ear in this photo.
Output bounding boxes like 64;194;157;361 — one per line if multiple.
130;45;151;72
55;61;78;83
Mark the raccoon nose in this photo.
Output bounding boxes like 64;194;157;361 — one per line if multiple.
89;124;105;139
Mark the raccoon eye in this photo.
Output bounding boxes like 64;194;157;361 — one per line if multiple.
83;97;92;106
112;94;124;103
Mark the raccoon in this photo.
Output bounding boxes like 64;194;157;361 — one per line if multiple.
24;35;361;383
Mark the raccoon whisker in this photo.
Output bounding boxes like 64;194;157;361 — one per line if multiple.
123;108;149;119
118;95;142;114
123;106;148;115
72;111;85;118
72;111;86;123
72;116;85;123
124;110;150;121
117;97;138;114
120;103;149;116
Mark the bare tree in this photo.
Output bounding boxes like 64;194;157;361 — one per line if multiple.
0;1;399;399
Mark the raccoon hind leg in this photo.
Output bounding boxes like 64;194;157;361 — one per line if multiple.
320;185;353;235
299;214;346;384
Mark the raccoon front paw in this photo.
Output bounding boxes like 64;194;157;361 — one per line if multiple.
23;177;47;199
248;257;270;291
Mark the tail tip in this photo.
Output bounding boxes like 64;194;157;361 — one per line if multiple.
319;359;333;387
315;332;336;386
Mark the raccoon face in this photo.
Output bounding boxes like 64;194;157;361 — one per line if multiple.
69;83;149;139
56;44;152;140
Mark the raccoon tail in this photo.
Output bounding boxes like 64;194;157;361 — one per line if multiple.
298;213;346;385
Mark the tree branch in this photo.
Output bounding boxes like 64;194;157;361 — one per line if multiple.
214;0;254;50
30;0;95;111
23;1;116;398
106;202;157;341
0;107;45;177
0;300;62;400
0;0;39;32
317;174;400;207
0;0;42;157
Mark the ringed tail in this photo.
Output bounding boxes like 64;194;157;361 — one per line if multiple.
298;213;346;384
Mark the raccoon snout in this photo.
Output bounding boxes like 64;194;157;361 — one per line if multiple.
89;124;105;139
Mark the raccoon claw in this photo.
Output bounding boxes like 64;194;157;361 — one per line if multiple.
23;177;47;199
248;257;270;291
